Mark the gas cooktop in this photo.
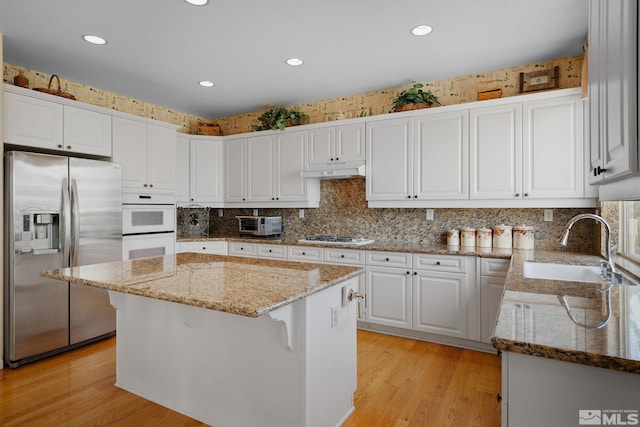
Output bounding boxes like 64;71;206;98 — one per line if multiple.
298;236;375;246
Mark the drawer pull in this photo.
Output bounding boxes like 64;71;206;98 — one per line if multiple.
385;257;390;261
436;261;441;266
202;246;206;250
341;254;345;258
406;271;410;275
302;252;306;255
413;272;417;275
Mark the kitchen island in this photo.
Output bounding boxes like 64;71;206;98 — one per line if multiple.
492;250;640;427
43;253;364;427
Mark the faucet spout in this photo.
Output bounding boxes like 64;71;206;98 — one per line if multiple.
558;213;619;278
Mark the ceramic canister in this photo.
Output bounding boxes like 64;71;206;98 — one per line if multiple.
460;228;476;247
492;225;513;249
447;229;460;246
513;225;535;249
476;228;493;248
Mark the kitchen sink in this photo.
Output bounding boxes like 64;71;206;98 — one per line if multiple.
522;261;602;283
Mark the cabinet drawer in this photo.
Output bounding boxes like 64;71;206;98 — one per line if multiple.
228;242;257;256
412;254;467;273
480;257;511;277
366;250;412;268
257;244;287;259
287;245;324;262
179;241;227;255
324;248;366;265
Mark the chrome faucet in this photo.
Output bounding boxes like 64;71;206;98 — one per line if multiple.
558;213;622;284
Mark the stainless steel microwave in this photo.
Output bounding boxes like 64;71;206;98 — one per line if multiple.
236;216;282;236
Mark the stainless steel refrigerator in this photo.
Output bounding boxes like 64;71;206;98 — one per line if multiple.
4;151;122;367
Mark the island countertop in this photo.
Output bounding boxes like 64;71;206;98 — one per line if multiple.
42;252;364;318
491;249;640;374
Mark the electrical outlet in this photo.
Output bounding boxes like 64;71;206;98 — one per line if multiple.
253;209;258;216
426;209;434;221
544;209;553;222
218;209;223;217
331;306;338;328
299;209;304;219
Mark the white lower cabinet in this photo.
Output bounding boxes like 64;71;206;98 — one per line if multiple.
287;245;324;263
228;242;257;257
365;266;413;329
412;254;473;339
479;257;510;343
324;248;366;321
178;241;228;255
256;244;287;259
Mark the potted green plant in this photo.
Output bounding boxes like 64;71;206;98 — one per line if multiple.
251;107;309;131
392;83;441;112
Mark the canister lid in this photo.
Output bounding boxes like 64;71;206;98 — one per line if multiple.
477;228;492;232
513;225;534;231
461;227;476;232
493;224;512;230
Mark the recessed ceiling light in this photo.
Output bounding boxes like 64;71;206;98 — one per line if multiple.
82;34;107;45
410;25;433;36
184;0;208;5
286;58;304;66
198;81;215;87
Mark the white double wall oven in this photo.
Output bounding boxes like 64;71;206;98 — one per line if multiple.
121;193;176;260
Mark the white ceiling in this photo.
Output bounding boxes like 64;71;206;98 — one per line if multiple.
0;0;588;119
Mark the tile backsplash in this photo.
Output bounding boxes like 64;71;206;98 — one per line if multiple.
179;179;599;254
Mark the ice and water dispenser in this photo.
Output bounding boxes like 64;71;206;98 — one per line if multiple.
18;211;60;254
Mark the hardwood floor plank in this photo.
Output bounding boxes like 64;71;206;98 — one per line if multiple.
1;330;501;426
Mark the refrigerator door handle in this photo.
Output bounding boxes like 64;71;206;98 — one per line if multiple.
61;178;71;268
70;178;80;267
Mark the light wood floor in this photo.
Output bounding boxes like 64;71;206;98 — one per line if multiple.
0;330;501;426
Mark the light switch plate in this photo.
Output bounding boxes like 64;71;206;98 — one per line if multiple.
253;209;258;216
544;209;553;222
426;209;434;221
299;209;304;219
218;209;223;217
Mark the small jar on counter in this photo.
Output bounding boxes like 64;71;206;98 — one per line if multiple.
446;229;460;246
513;225;535;249
492;225;513;249
461;228;476;247
476;228;493;248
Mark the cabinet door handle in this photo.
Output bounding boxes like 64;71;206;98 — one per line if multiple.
496;393;502;403
335;157;339;161
523;193;529;197
330;158;334;161
406;271;411;274
413;271;417;275
149;184;154;188
407;195;411;199
594;166;607;176
66;145;72;150
413;195;418;199
143;184;148;187
57;144;63;149
514;193;520;197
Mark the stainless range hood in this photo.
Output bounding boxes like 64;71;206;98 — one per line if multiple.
301;163;365;180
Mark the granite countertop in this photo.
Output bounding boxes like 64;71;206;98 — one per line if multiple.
492;249;640;374
177;234;513;258
41;253;364;318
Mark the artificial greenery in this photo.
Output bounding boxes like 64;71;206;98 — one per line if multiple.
392;83;441;111
251;107;309;131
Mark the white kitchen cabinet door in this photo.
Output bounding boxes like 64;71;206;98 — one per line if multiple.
287;245;324;262
147;124;176;191
522;95;583;199
366;117;413;201
256;244;287;259
470;104;522;199
308;123;364;167
247;134;277;202
335;123;365;163
63;105;112;157
228;241;257;257
276;130;308;201
224;138;247;202
113;117;176;191
175;134;190;203
414;110;469;200
4;91;63;150
113;117;149;189
365;266;412;329
588;0;638;183
480;275;506;343
190;139;223;203
412;270;468;338
308;127;335;166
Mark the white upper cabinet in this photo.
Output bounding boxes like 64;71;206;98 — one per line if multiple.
414;110;469;200
176;134;223;205
4;88;111;156
470;103;523;200
588;0;638;184
112;116;176;191
308;123;365;167
225;130;318;207
522;95;583;199
224;137;248;202
366;117;413;201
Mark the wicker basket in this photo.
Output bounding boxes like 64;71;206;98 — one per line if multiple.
197;122;222;136
477;80;503;101
33;75;76;100
393;103;431;113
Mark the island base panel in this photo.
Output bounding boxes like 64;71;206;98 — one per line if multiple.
108;277;359;427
